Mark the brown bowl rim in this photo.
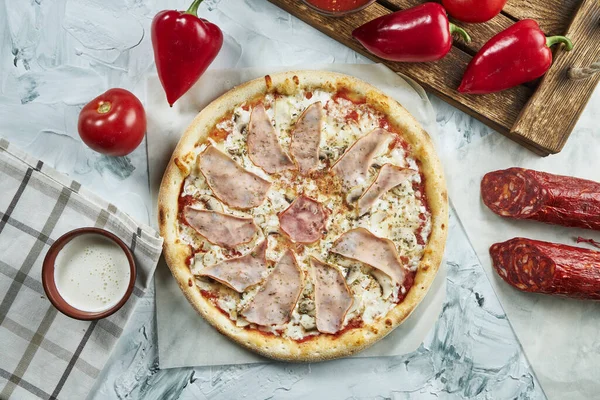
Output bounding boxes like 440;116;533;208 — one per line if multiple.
42;227;136;321
301;0;376;16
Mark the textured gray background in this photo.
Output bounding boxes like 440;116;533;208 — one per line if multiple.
4;0;596;398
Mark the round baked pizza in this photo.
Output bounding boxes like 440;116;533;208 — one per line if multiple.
158;70;448;361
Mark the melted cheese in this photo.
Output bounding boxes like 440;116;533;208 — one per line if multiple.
180;89;432;339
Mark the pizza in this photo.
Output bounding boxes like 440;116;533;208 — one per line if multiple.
158;70;448;361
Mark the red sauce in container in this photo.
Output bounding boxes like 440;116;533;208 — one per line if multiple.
304;0;374;15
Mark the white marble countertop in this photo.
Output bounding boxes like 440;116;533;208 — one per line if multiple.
3;0;597;398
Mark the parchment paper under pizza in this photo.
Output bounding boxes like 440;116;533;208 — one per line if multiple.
158;70;448;361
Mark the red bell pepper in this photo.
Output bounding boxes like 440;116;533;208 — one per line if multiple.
151;0;223;106
352;3;471;62
442;0;507;23
458;19;573;94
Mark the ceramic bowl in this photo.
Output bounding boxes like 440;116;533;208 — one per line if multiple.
42;227;136;320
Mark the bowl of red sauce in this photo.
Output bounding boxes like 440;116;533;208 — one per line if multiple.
302;0;376;16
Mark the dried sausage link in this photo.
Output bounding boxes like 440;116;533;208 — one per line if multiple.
481;168;600;231
490;238;600;299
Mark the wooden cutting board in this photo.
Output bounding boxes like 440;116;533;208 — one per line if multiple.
268;0;600;156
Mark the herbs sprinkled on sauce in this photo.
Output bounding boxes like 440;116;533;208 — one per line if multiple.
179;87;430;340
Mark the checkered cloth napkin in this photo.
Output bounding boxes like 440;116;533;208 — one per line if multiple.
0;138;163;399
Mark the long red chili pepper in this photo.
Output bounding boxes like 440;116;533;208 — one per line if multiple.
458;19;573;94
352;3;471;62
151;0;223;106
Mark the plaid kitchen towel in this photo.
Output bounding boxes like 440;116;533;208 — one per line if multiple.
0;138;163;400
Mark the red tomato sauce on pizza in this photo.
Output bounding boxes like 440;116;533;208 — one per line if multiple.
174;82;435;343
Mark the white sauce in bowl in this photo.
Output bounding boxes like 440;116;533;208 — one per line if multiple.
54;233;131;312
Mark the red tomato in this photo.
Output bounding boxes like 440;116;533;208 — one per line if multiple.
78;88;146;157
442;0;507;23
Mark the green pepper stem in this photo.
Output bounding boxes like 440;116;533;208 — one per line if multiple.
186;0;204;16
546;35;574;51
449;23;471;44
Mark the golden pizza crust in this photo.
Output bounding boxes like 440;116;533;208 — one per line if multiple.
158;70;448;362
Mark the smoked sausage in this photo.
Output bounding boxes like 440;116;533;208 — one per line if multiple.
490;238;600;299
481;168;600;231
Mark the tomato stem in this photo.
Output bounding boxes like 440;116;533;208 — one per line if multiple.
186;0;204;16
449;23;471;44
97;101;112;114
546;35;573;51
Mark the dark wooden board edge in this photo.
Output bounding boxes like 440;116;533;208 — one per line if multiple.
510;0;600;154
502;0;583;35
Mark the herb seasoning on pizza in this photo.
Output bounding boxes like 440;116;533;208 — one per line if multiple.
158;71;448;361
